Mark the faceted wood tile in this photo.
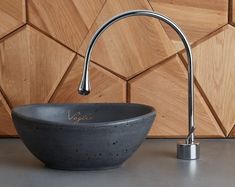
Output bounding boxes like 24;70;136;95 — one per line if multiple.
232;0;235;25
229;125;235;137
51;55;126;103
0;26;75;107
129;55;224;137
182;25;235;136
79;0;176;79
149;0;228;51
28;0;105;52
0;90;16;136
0;0;26;39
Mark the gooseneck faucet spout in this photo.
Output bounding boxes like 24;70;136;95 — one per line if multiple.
78;10;199;160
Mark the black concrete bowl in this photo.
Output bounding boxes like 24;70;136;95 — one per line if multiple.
12;103;156;170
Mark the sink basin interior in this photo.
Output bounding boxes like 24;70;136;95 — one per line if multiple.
13;103;155;125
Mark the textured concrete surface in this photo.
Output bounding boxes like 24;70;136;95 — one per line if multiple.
0;139;235;187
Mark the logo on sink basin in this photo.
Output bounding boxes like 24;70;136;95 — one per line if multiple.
67;111;92;124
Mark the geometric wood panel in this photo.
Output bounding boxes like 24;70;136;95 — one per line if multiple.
229;125;235;137
181;25;235;136
28;0;106;51
0;0;26;39
79;0;176;79
0;0;234;138
232;0;235;25
229;126;235;137
50;55;126;103
0;90;16;136
129;55;224;137
0;26;75;107
149;0;228;51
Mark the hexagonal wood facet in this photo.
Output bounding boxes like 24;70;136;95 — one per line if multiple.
0;26;75;107
51;55;126;103
149;0;228;50
129;56;224;137
0;91;16;136
0;0;26;38
79;0;176;79
231;0;235;25
229;124;235;137
182;25;235;136
28;0;106;51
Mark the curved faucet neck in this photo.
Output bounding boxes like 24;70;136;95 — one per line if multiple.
78;9;195;144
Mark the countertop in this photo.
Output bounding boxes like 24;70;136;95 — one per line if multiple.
0;139;235;187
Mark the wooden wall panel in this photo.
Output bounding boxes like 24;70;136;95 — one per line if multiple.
51;55;126;103
0;0;26;38
129;56;224;137
79;0;176;79
0;90;16;136
232;0;235;25
0;0;234;138
229;125;235;137
28;0;106;51
181;25;235;136
0;26;75;107
149;0;228;51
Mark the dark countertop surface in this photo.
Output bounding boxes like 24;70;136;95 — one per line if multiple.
0;139;235;187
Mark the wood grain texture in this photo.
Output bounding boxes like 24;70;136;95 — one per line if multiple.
0;26;75;107
79;0;176;79
182;25;235;136
0;0;233;138
28;0;105;51
51;55;126;103
232;0;235;25
149;0;228;51
0;0;26;39
0;90;16;136
229;125;235;137
129;55;224;137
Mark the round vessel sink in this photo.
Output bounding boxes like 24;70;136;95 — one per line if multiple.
12;103;156;170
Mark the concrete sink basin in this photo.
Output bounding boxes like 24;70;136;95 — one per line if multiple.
12;103;156;170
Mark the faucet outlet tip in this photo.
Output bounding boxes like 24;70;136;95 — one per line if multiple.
78;88;90;95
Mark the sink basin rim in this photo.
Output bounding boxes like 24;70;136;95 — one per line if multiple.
12;103;156;127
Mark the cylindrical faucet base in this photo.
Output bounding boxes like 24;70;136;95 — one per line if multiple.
177;141;200;160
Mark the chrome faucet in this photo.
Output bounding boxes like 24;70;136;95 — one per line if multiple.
78;10;199;160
